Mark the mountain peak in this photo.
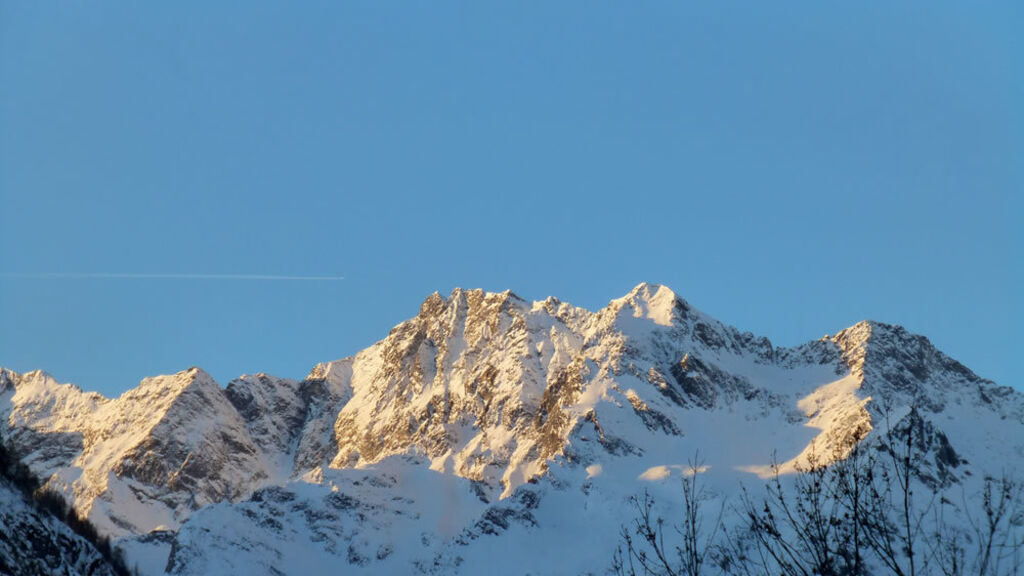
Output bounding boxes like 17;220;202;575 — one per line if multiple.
628;280;668;293
831;319;931;356
0;368;96;405
130;367;218;400
609;282;686;327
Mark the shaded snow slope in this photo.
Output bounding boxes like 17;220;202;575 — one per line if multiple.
0;474;117;576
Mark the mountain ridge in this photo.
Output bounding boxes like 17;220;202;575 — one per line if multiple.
1;283;1020;575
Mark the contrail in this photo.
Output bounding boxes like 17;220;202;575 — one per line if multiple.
0;273;345;281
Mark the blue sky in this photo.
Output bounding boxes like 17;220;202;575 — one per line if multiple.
1;2;1020;397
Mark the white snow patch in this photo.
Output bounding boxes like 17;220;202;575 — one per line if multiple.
638;464;706;481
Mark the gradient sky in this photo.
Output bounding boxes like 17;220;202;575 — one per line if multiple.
1;2;1020;398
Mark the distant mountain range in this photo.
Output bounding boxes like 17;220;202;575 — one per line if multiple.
1;283;1020;575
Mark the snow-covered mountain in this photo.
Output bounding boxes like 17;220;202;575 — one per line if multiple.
1;283;1020;575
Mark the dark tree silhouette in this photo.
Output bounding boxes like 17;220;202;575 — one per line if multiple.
613;453;724;576
0;439;135;576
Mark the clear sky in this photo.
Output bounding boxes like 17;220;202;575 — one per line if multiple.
1;2;1020;398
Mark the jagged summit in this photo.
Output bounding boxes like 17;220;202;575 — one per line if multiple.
620;281;682;303
126;366;219;398
831;319;907;350
606;282;687;327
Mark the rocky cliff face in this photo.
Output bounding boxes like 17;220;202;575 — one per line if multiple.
1;283;1020;575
